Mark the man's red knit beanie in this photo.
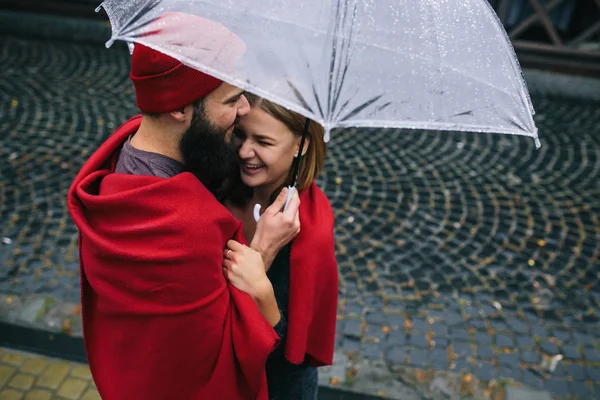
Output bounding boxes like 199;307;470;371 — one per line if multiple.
130;44;222;114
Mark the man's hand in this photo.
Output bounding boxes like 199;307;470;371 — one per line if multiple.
250;187;301;270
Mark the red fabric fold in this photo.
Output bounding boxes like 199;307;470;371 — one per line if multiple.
285;183;339;366
68;115;278;400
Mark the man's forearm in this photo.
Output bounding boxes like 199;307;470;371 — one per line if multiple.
250;239;276;271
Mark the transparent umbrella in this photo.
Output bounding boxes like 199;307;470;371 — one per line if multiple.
97;0;539;209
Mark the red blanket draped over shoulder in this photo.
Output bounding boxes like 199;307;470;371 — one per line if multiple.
67;115;278;400
287;184;338;366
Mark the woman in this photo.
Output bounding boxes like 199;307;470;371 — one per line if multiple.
222;95;339;399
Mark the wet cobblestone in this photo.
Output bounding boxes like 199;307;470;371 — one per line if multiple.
1;11;600;399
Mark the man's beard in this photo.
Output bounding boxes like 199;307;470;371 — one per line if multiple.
179;102;239;193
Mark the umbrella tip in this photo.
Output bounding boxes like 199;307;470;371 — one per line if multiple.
105;38;115;48
534;136;541;150
95;3;103;13
324;128;331;143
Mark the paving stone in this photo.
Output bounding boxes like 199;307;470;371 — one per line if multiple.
516;335;535;348
520;350;540;364
584;347;600;362
23;389;52;400
364;325;387;340
429;348;448;370
561;344;582;360
530;324;548;338
365;311;387;325
451;357;472;373
0;389;24;400
9;373;34;391
495;334;514;348
522;369;545;390
475;345;495;360
451;328;469;341
409;334;429;349
0;365;16;387
573;332;595;346
35;363;71;390
568;381;591;400
473;361;497;381
342;319;362;338
408;349;428;367
430;323;448;337
80;390;101;400
540;341;560;356
20;360;48;376
498;352;520;367
452;342;472;358
565;363;585;380
2;353;25;367
586;366;600;381
387;330;406;346
386;346;406;364
544;378;570;396
506;318;528;334
56;378;88;400
505;386;552;400
363;342;383;360
498;366;523;381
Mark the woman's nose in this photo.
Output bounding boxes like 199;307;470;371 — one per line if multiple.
238;140;255;159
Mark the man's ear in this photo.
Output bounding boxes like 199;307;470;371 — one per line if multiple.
170;105;192;122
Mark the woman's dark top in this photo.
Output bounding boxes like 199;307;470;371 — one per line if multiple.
266;243;318;400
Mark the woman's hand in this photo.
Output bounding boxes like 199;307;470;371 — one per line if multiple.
223;240;272;300
223;240;281;326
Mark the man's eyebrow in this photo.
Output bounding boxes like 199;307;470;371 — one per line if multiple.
223;90;245;103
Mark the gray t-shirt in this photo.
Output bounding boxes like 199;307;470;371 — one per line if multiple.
115;136;184;178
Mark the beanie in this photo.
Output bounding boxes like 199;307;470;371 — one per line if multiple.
130;44;222;113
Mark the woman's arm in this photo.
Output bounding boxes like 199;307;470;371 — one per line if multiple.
223;240;281;326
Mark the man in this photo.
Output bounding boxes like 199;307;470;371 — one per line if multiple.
67;38;300;399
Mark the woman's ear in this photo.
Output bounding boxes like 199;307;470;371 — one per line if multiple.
295;138;311;157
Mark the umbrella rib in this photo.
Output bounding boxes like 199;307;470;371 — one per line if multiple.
335;119;536;137
107;0;161;43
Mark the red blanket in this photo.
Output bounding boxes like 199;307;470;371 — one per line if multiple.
68;115;278;400
287;183;338;366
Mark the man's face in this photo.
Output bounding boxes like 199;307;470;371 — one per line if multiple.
179;101;237;190
202;83;251;142
178;83;250;191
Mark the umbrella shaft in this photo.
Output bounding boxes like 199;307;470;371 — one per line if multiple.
290;118;310;188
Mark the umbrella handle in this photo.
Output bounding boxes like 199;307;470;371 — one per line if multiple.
253;186;296;222
283;186;296;211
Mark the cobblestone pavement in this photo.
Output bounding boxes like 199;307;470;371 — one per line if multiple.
0;347;99;400
1;11;600;400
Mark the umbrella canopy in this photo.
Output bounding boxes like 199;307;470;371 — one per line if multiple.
98;0;539;147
